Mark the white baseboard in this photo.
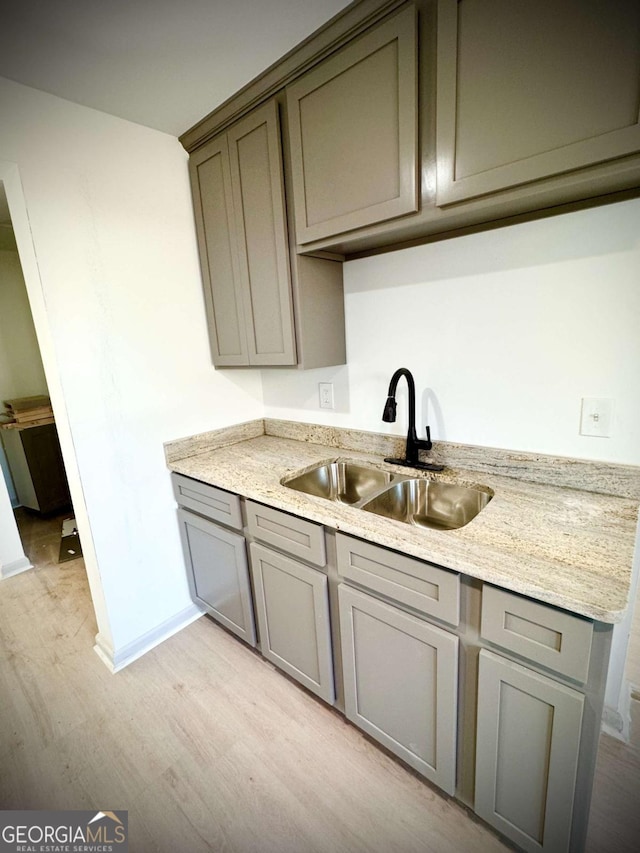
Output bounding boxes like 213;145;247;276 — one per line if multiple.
1;556;33;580
93;604;203;673
602;682;632;742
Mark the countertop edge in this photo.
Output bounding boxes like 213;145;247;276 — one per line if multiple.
166;427;639;626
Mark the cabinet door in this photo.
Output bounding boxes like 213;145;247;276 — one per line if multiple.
227;101;297;365
249;543;334;704
189;134;249;366
286;6;418;244
436;0;640;205
339;584;458;794
19;424;71;513
178;508;256;647
475;650;584;853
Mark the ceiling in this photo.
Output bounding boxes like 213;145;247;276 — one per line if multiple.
0;0;352;137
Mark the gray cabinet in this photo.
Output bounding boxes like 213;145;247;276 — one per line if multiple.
183;0;640;258
172;473;243;529
171;473;610;851
475;649;584;853
286;5;418;244
436;0;640;206
246;500;326;567
249;542;335;704
336;532;460;626
481;585;594;684
338;583;458;794
189;99;296;366
177;508;256;647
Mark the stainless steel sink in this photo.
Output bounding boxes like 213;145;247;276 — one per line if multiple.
283;461;396;505
361;479;493;530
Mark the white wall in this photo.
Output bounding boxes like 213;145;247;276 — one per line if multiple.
263;198;640;466
0;463;28;575
0;247;48;506
0;249;47;401
0;77;263;665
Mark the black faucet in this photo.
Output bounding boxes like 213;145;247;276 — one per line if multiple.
382;368;444;471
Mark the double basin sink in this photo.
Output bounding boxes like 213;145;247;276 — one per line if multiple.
283;460;493;531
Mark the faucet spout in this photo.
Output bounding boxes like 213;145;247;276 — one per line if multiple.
381;368;444;472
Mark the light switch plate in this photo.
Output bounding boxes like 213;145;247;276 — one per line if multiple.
580;398;613;437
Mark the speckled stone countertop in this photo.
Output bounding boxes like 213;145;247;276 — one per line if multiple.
166;419;640;624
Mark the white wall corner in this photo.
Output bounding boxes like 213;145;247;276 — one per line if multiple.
93;604;203;673
0;556;33;580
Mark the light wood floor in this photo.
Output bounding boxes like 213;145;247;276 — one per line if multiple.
1;513;639;853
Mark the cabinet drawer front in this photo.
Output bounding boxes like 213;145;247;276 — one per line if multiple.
172;473;242;530
481;586;593;683
250;543;334;704
246;501;326;566
336;534;459;626
339;584;458;794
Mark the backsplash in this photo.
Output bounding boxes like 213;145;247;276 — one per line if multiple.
165;418;640;502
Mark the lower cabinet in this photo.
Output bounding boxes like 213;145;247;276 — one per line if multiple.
173;475;607;853
249;542;335;704
338;583;458;795
177;507;256;647
475;649;584;853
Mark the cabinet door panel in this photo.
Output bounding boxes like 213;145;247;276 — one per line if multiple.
178;508;256;646
286;6;417;243
475;650;584;853
189;136;249;365
437;0;640;205
228;101;296;365
339;584;458;794
250;543;334;703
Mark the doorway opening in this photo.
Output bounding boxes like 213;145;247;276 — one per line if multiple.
0;181;81;573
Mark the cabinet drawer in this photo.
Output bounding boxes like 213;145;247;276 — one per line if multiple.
481;586;593;683
172;473;242;530
336;534;459;627
246;501;326;566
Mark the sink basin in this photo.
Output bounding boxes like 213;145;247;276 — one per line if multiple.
362;479;492;530
284;462;396;505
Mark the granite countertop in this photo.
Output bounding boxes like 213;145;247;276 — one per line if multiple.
166;420;640;624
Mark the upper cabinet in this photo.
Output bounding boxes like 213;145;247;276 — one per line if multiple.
286;6;418;244
190;100;296;366
182;0;640;272
189;99;345;368
436;0;640;206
